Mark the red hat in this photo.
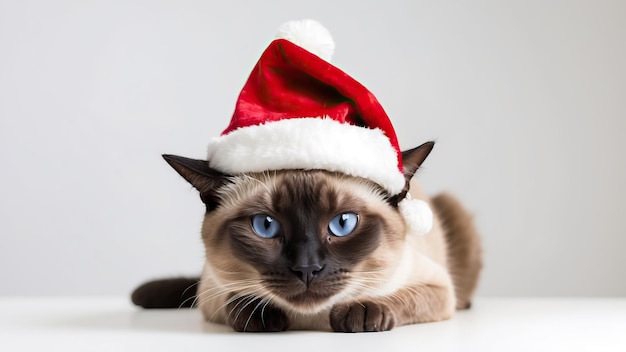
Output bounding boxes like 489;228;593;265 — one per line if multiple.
207;19;405;195
206;20;433;234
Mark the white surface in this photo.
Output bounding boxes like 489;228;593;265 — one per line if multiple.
1;297;625;351
1;0;626;297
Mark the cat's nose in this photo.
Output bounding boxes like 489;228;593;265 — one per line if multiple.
291;264;324;286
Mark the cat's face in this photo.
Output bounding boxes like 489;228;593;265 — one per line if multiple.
162;141;433;314
201;171;408;313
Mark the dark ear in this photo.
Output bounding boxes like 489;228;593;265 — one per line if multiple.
388;141;435;206
401;141;434;183
162;154;230;210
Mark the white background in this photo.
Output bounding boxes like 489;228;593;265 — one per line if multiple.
1;0;624;297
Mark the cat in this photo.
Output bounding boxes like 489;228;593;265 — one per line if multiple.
132;141;483;332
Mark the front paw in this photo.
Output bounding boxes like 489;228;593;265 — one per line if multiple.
226;296;289;332
330;301;395;332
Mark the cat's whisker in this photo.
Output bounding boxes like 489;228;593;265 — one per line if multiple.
210;285;267;322
226;294;252;322
349;277;387;287
348;282;383;296
174;280;206;309
197;283;262;305
230;288;268;324
385;286;422;309
195;289;232;308
197;280;264;294
181;280;199;296
195;282;265;310
242;301;263;332
349;276;386;283
346;279;398;298
259;295;275;329
231;295;257;323
350;268;389;274
210;267;260;277
193;283;256;304
188;282;252;309
344;281;374;293
208;292;242;322
179;294;198;310
243;293;274;332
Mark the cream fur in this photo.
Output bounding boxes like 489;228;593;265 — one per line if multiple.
197;172;459;330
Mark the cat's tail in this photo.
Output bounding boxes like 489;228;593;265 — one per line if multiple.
131;277;200;309
431;193;483;310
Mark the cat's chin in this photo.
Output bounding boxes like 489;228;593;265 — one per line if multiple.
268;288;342;314
286;291;331;304
275;295;335;315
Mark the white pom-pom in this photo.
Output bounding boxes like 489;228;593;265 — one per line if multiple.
399;197;433;236
276;19;335;62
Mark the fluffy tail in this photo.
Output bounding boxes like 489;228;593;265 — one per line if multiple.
131;277;200;309
431;193;483;310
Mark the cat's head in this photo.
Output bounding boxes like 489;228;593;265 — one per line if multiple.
163;141;433;314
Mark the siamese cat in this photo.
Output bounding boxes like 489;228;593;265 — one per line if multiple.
132;141;482;332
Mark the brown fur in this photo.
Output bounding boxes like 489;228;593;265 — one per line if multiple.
197;171;410;329
132;145;483;332
432;193;483;309
194;171;474;331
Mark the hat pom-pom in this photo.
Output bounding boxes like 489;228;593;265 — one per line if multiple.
276;19;335;62
399;197;433;236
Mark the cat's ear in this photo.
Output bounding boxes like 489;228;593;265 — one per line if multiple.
162;154;230;210
401;141;435;183
389;141;434;206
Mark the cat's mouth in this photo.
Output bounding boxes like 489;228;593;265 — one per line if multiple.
284;288;334;303
263;271;348;308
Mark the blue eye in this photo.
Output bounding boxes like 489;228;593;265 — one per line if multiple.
328;213;358;237
251;214;281;239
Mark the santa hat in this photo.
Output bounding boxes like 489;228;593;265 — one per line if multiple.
206;19;433;235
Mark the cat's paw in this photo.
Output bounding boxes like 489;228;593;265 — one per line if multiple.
329;301;395;332
226;297;289;332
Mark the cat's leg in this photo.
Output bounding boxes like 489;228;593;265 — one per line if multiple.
197;270;290;332
224;294;289;332
330;252;456;332
329;283;455;332
199;289;290;331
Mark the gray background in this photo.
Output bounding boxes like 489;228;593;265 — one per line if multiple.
1;0;624;297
